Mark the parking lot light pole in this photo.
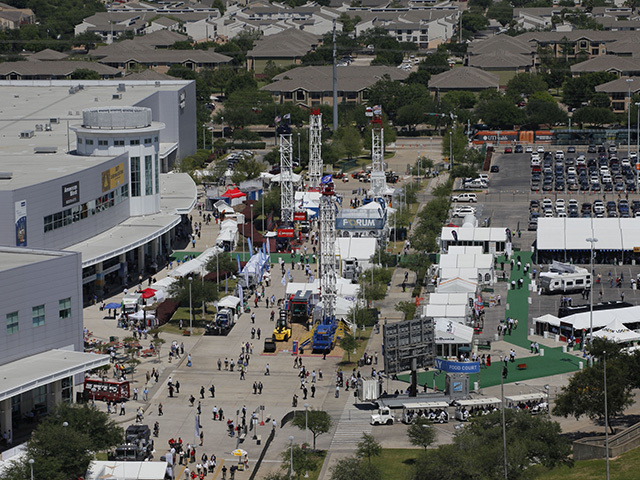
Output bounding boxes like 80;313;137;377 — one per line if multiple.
188;276;193;334
500;356;508;480
635;102;640;156
29;459;34;480
604;351;610;480
586;237;598;365
627;78;633;159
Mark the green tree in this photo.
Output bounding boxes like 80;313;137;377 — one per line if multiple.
407;417;436;450
395;301;417;320
475;96;526;128
442;125;468;161
167;274;220;316
461;11;490;38
212;0;226;14
487;0;513;25
591;91;612;109
336;126;362;159
571;106;616;127
330;456;382;480
205;252;237;276
505;73;548;100
561;71;617;109
291;409;333;449
230;156;266;184
525;98;568;126
359;267;393;301
278;444;319;480
396;103;427;128
73;31;101;50
442;90;477;109
340;334;357;362
356;433;382;465
338;12;361;33
412;411;572;480
70;68;100;80
553;339;632;433
417;52;450;76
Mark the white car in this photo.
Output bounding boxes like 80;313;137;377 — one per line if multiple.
525;146;533;153
537;146;545;153
451;193;478;203
555;199;565;209
452;206;477;217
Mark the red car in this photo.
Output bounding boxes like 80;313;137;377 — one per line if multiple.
504;147;513;153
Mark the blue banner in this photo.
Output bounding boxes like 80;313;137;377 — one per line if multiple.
434;358;480;374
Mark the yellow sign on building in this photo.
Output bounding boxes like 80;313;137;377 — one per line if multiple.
102;163;125;192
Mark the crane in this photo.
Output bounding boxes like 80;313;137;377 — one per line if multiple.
368;105;387;198
308;109;323;191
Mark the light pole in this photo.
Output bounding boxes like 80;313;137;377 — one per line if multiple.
221;117;225;140
297;132;301;164
603;351;610;480
635;102;640;156
289;436;294;479
304;403;309;478
500;356;508;480
627;78;634;159
29;459;34;480
188;276;193;335
586;237;598;364
202;123;206;150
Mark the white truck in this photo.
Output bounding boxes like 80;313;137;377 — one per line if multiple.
370;407;395;425
451;193;477;203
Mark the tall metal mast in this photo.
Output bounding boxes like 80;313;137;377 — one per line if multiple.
319;182;336;319
368;105;387;197
308;109;323;190
279;130;294;225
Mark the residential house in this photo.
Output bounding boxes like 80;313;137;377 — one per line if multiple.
570;56;640;77
247;28;321;73
0;61;122;80
262;65;408;106
0;2;35;29
594;77;640;113
512;7;562;31
428;67;499;97
517;30;637;61
466;35;535;85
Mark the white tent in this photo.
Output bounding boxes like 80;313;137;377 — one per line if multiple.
87;461;168;480
434;319;474;344
533;313;561;327
169;246;224;278
592;318;640;343
151;276;177;292
436;277;478;293
336;237;377;270
424;304;469;323
271;172;303;184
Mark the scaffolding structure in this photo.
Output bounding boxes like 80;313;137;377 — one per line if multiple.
279;133;294;224
319;182;337;319
308;109;323;190
368;105;387;197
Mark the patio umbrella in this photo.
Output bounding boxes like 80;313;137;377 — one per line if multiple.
141;288;157;299
105;302;121;310
231;449;247;457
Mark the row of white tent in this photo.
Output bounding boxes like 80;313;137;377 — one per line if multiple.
537;217;640;251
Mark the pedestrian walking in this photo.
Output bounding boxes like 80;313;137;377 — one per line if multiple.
158;403;163;415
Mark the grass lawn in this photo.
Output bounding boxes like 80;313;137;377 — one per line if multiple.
530;445;640;480
161;307;208;335
371;449;421;479
339;326;372;368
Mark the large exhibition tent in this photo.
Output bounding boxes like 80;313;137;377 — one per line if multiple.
592;318;640;343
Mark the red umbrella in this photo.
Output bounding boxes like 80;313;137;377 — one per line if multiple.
141;288;157;299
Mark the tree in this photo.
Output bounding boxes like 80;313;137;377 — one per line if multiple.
487;0;513;25
442;90;477;109
291;409;332;449
395;301;417;320
505;73;548;100
73;31;101;50
205;252;237;277
475;96;526;128
571;106;616;127
525;98;568;126
561;71;617;109
230;156;266;184
70;68;100;80
340;334;357;362
396;104;427;128
330;456;382;480
279;444;319;480
591;91;612;109
336;126;362;159
356;433;382;465
167;274;220;314
553;339;633;433
407;417;436;450
412;411;572;480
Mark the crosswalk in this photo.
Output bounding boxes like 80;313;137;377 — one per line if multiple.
330;403;373;448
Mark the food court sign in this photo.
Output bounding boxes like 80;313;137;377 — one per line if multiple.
434;358;480;374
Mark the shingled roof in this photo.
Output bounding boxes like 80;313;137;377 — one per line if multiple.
247;28;320;58
429;67;499;90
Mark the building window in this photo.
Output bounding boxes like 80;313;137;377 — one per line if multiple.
77;138;83;144
85;139;94;145
155;154;160;192
131;156;141;197
32;305;45;327
98;139;109;146
144;138;152;144
145;155;153;195
6;311;18;335
59;298;71;319
114;139;125;146
61;377;73;403
130;139;140;145
154;136;159;142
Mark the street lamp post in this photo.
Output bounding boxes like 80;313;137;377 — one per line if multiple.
500;356;508;480
586;237;598;364
29;459;34;480
221;117;225;140
202;124;206;150
604;351;610;480
289;436;294;479
188;276;193;335
297;132;301;165
304;403;309;478
635;102;640;156
627;78;634;159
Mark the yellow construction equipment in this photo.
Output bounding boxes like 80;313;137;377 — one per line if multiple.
273;309;292;341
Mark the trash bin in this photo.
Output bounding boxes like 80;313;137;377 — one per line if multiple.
540;348;545;356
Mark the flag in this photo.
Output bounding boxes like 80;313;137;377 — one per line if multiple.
238;285;244;306
365;106;373;117
283;113;291;121
195;414;200;439
281;275;286;286
244;270;249;288
452;230;458;242
321;174;332;184
287;269;293;281
247;237;253;257
373;105;382;115
505;228;512;243
274;115;281;124
236;254;242;274
225;276;228;293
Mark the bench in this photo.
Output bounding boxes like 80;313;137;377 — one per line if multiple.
140;349;154;357
238;433;247;443
517;363;527;370
256;435;262;445
477;342;491;351
183;330;191;336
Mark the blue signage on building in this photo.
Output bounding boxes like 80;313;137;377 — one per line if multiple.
434;358;480;374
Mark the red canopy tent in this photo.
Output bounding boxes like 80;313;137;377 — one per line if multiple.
221;187;247;206
140;288;157;299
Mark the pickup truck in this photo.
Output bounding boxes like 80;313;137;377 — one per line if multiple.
370;407;395;425
451;193;477;203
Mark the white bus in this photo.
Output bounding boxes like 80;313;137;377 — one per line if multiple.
402;401;450;424
504;393;548;414
453;397;501;421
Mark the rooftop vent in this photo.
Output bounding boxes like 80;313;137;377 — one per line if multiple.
0;172;13;180
34;146;57;154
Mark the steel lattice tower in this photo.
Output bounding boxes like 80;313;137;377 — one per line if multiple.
319;183;337;319
308;110;323;190
279;133;294;224
369;110;387;197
